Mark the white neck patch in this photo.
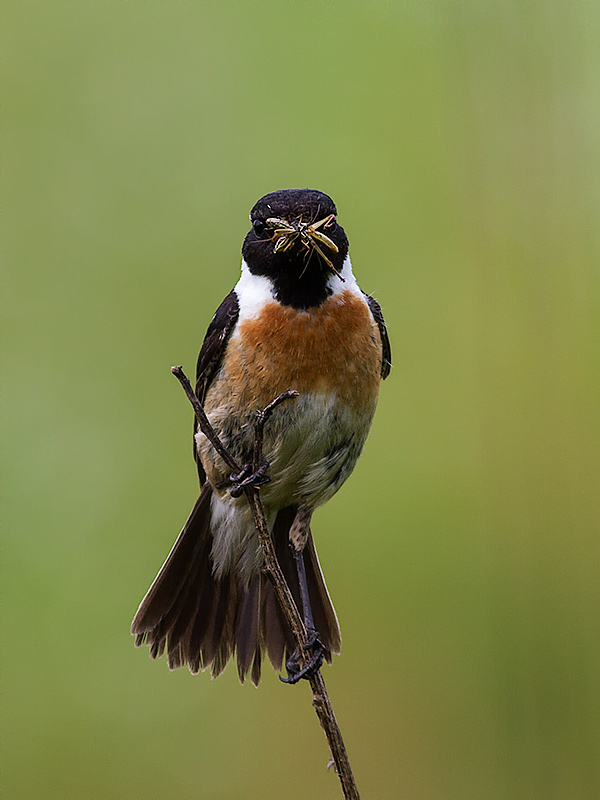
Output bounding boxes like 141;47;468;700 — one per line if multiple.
234;260;276;320
234;254;362;321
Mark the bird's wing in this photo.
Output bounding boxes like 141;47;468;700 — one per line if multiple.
193;290;240;484
363;293;392;379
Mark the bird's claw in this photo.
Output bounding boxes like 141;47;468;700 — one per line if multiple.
216;461;271;498
279;629;325;684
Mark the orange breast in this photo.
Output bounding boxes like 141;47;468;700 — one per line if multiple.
220;290;382;413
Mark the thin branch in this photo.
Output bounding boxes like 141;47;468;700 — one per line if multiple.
171;366;240;473
171;366;361;800
252;389;299;471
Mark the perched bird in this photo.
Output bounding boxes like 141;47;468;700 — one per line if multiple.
131;188;391;685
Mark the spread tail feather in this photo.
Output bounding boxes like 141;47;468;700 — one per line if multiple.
131;489;341;685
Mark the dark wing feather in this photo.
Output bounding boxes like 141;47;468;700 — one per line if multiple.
193;290;240;483
363;293;391;379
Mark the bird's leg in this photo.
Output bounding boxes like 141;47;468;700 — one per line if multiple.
281;508;326;685
216;460;271;498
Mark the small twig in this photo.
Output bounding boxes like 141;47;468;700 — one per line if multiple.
172;366;361;800
252;389;299;470
171;366;240;473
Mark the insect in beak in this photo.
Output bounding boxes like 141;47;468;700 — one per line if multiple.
265;214;344;281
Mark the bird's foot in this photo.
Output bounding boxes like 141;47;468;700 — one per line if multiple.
216;461;271;498
280;628;325;684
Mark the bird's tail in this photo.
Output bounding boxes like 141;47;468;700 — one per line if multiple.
131;485;341;685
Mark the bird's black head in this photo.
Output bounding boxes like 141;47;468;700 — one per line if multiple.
242;189;349;310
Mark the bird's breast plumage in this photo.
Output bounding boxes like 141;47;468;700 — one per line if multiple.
197;288;383;516
219;289;382;413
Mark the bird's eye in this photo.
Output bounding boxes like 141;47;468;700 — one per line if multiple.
253;219;266;236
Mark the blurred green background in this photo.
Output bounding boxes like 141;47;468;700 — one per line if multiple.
4;1;599;798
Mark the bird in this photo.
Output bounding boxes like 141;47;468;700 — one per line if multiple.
131;188;391;686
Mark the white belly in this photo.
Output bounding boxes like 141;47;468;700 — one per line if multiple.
196;391;374;581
